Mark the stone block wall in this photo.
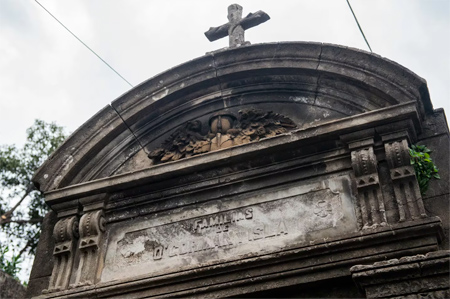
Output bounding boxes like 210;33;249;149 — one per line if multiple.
0;270;26;299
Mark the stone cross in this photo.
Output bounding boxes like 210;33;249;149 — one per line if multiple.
205;4;270;48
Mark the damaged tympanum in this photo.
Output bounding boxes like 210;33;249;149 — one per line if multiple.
149;108;296;164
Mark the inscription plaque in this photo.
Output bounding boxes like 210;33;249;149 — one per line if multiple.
102;178;357;282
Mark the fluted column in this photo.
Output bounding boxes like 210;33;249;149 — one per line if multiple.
42;216;79;293
70;210;106;287
349;138;387;229
384;137;426;222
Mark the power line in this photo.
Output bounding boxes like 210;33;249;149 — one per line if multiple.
34;0;134;88
346;0;373;53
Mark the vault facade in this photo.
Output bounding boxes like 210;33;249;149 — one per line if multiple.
27;42;449;298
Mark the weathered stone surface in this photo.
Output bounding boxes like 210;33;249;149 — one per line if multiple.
42;215;79;293
0;271;26;299
351;250;450;298
33;42;435;193
419;130;450;200
204;4;270;47
26;211;57;298
423;195;450;250
69;210;105;288
25;276;50;299
148;108;296;164
348;138;387;229
102;179;356;282
28;211;57;281
28;40;449;299
419;108;450;138
40;102;421;207
32;105;136;192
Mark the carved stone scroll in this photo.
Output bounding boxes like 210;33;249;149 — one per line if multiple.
350;142;387;229
70;210;106;288
384;139;426;222
149;108;296;164
42;216;79;293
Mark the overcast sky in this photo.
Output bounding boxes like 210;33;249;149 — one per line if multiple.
1;0;449;148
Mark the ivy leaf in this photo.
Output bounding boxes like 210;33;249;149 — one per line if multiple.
409;144;440;196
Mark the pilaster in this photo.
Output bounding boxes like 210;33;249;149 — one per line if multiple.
70;194;107;288
342;130;386;229
42;215;79;293
380;129;427;222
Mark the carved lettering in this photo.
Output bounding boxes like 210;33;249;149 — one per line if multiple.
153;245;163;260
103;188;351;282
245;208;253;219
115;195;337;263
193;208;253;233
277;220;288;236
251;223;265;241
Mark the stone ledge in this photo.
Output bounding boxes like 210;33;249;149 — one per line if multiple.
351;250;450;272
32;217;443;299
351;250;450;298
43;102;420;206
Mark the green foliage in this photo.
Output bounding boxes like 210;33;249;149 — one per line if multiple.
409;144;440;195
0;120;66;279
0;243;21;279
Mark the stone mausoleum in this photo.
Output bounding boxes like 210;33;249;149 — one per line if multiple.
27;5;449;298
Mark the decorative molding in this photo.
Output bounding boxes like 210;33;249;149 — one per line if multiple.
149;108;296;164
351;250;450;298
350;141;387;229
42;216;79;293
70;210;106;288
384;139;426;222
41;103;420;204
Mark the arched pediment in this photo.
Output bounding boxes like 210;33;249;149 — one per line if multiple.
33;42;432;193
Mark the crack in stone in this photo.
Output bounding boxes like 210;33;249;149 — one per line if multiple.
313;44;324;106
271;42;280;61
210;52;225;108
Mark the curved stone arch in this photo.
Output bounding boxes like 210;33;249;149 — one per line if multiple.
33;42;432;193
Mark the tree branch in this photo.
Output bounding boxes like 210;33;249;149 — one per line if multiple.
0;218;43;225
17;234;36;259
0;182;36;224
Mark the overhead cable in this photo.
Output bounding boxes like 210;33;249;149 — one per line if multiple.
34;0;134;87
346;0;373;53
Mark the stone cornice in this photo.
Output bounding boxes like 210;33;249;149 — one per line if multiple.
44;102;419;207
33;42;433;194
